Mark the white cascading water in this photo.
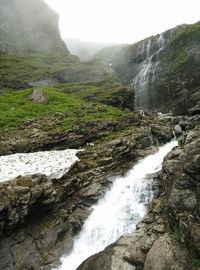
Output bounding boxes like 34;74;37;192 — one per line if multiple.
133;34;165;109
56;139;177;270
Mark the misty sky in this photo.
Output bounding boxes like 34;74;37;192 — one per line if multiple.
45;0;200;44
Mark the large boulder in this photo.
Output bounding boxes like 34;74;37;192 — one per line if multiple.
29;88;49;104
144;234;193;270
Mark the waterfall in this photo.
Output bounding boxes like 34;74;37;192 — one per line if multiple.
56;139;177;270
133;34;165;110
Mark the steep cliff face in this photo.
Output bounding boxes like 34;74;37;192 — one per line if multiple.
163;118;200;259
95;22;200;115
0;0;67;54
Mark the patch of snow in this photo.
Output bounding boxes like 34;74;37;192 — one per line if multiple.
0;149;81;182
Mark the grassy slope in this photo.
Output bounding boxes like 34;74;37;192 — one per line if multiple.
0;52;110;88
0;47;130;132
165;21;200;73
0;52;78;84
0;86;124;131
56;76;124;100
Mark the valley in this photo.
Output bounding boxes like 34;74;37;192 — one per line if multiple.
0;1;200;270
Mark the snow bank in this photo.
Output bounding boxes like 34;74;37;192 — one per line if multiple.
0;149;80;182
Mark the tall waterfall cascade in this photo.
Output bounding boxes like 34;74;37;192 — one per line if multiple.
56;139;177;270
133;34;165;110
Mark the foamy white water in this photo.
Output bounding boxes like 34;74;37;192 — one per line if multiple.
0;149;80;182
57;139;178;270
133;34;165;110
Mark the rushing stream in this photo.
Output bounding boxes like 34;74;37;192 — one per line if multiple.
57;139;178;270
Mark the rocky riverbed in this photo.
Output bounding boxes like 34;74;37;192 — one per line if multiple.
0;110;199;270
77;110;200;270
0;113;175;269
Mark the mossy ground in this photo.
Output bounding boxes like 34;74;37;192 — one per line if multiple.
0;86;124;131
0;52;79;85
0;50;130;132
192;258;200;267
165;21;200;73
171;230;182;243
170;22;200;48
56;75;124;101
0;52;109;87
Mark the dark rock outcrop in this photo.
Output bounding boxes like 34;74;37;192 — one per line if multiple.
163;124;200;257
0;174;58;235
101;87;135;111
189;102;200;116
0;112;173;156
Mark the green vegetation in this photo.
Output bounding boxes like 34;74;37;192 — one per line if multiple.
56;75;124;101
167;48;192;72
192;258;200;267
171;230;182;243
0;86;124;131
95;123;142;145
166;22;200;72
0;52;78;85
0;87;82;129
0;49;129;132
170;22;200;48
0;52;109;88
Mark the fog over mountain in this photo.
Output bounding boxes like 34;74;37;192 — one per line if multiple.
0;0;67;53
64;38;120;61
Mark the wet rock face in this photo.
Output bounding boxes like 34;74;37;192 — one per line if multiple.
189;102;200;116
163;124;200;256
96;22;200;115
0;114;140;155
143;234;193;270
